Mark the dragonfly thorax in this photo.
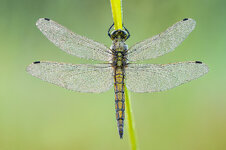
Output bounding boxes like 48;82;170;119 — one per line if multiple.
109;28;129;68
111;41;128;67
110;40;128;51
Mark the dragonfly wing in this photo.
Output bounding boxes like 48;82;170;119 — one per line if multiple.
26;61;114;93
125;62;208;93
36;18;112;61
127;18;196;61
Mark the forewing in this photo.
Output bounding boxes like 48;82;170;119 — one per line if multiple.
26;61;114;93
36;18;112;61
127;18;196;61
125;62;208;93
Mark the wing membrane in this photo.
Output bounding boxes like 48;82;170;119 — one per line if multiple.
36;18;112;61
26;61;114;93
127;18;196;61
125;62;208;93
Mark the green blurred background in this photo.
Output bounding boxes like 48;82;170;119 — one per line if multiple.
0;0;226;150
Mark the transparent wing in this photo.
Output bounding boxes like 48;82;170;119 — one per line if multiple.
36;18;112;61
127;18;196;61
26;61;114;93
125;61;208;93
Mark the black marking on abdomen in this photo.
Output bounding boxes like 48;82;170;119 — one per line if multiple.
183;18;188;21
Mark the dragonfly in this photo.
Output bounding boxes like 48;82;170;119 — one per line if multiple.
27;18;208;139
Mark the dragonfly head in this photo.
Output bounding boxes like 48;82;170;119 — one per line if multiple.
110;29;128;41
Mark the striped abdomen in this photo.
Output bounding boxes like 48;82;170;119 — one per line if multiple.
114;66;125;139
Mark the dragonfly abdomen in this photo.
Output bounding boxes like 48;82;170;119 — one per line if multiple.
114;67;125;139
111;38;127;139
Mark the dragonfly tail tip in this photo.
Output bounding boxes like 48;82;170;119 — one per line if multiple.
119;130;123;139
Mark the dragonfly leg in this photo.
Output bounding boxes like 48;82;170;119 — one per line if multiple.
123;24;130;40
108;23;114;38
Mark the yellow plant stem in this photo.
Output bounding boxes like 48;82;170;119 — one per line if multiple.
110;0;123;30
125;85;138;150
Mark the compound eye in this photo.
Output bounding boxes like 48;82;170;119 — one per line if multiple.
122;30;127;35
120;30;128;40
111;30;117;35
110;30;118;39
